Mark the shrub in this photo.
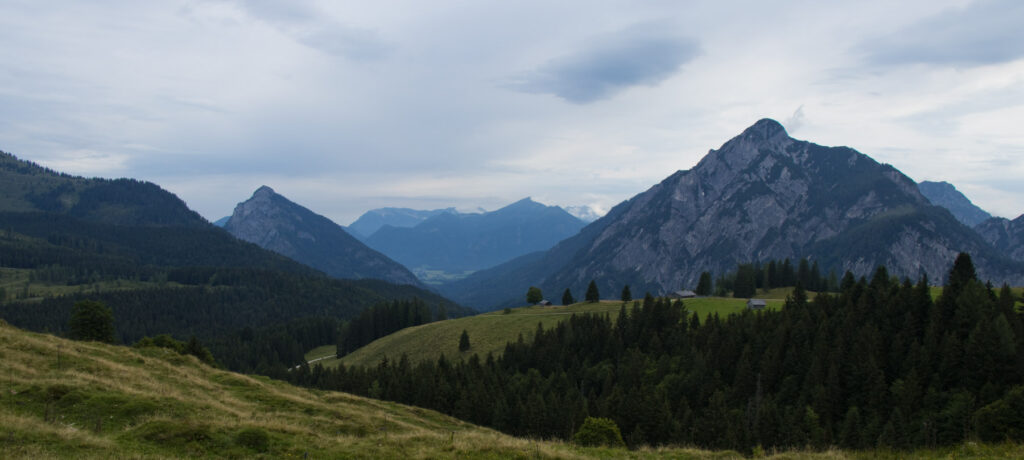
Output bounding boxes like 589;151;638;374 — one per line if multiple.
573;417;625;447
235;427;270;452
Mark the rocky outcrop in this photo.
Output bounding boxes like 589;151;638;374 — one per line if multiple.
225;186;423;286
975;214;1024;262
917;181;992;227
441;119;1023;310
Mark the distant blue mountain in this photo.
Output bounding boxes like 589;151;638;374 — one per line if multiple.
917;181;992;227
212;216;230;227
347;207;456;238
363;198;585;277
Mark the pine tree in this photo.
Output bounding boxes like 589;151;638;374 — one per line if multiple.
695;272;712;296
585;280;600;303
733;264;757;298
459;329;471;351
561;288;575;305
621;285;632;302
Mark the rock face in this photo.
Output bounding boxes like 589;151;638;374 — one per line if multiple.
975;214;1024;262
347;207;457;238
364;198;586;275
440;119;1023;310
917;181;992;227
225;186;422;286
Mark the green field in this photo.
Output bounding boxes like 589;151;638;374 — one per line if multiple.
335;296;784;369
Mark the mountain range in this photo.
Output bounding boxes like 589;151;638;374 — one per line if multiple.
346;206;457;238
363;197;585;279
438;119;1024;309
0;150;461;370
917;180;993;227
224;186;423;287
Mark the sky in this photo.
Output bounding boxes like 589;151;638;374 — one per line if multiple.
1;0;1023;224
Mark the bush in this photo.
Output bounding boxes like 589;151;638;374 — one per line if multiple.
573;417;625;447
975;385;1024;442
234;427;270;452
68;300;115;343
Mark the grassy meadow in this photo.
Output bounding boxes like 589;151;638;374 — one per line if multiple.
336;295;786;369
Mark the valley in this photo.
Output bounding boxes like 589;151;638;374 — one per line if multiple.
3;120;1024;456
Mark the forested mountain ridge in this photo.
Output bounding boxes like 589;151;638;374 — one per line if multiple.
364;197;585;276
0;150;465;374
917;180;992;227
0;150;208;228
439;119;1023;310
225;186;423;286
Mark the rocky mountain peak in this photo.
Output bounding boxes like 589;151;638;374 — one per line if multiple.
742;118;789;141
225;186;423;286
252;185;276;199
695;119;796;178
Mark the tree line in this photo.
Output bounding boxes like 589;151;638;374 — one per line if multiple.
285;254;1024;451
713;258;839;298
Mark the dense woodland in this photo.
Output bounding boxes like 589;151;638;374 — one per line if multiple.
336;299;446;356
287;254;1024;451
712;257;840;298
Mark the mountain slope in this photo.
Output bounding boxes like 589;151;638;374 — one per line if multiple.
347;206;456;238
364;198;585;276
440;119;1023;309
0;151;462;373
1;150;208;228
975;214;1024;262
0;321;603;459
225;186;422;286
918;180;992;227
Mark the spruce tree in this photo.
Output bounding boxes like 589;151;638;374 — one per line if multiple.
458;329;471;351
695;272;712;296
585;280;600;303
621;285;632;302
561;288;575;305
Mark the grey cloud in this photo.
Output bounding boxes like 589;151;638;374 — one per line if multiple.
236;0;389;60
863;0;1024;66
508;24;700;104
298;27;388;61
784;105;806;133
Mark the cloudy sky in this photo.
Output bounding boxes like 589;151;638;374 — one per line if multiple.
1;0;1023;224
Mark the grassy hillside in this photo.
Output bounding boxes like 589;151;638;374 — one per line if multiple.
0;320;641;459
336;297;785;369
